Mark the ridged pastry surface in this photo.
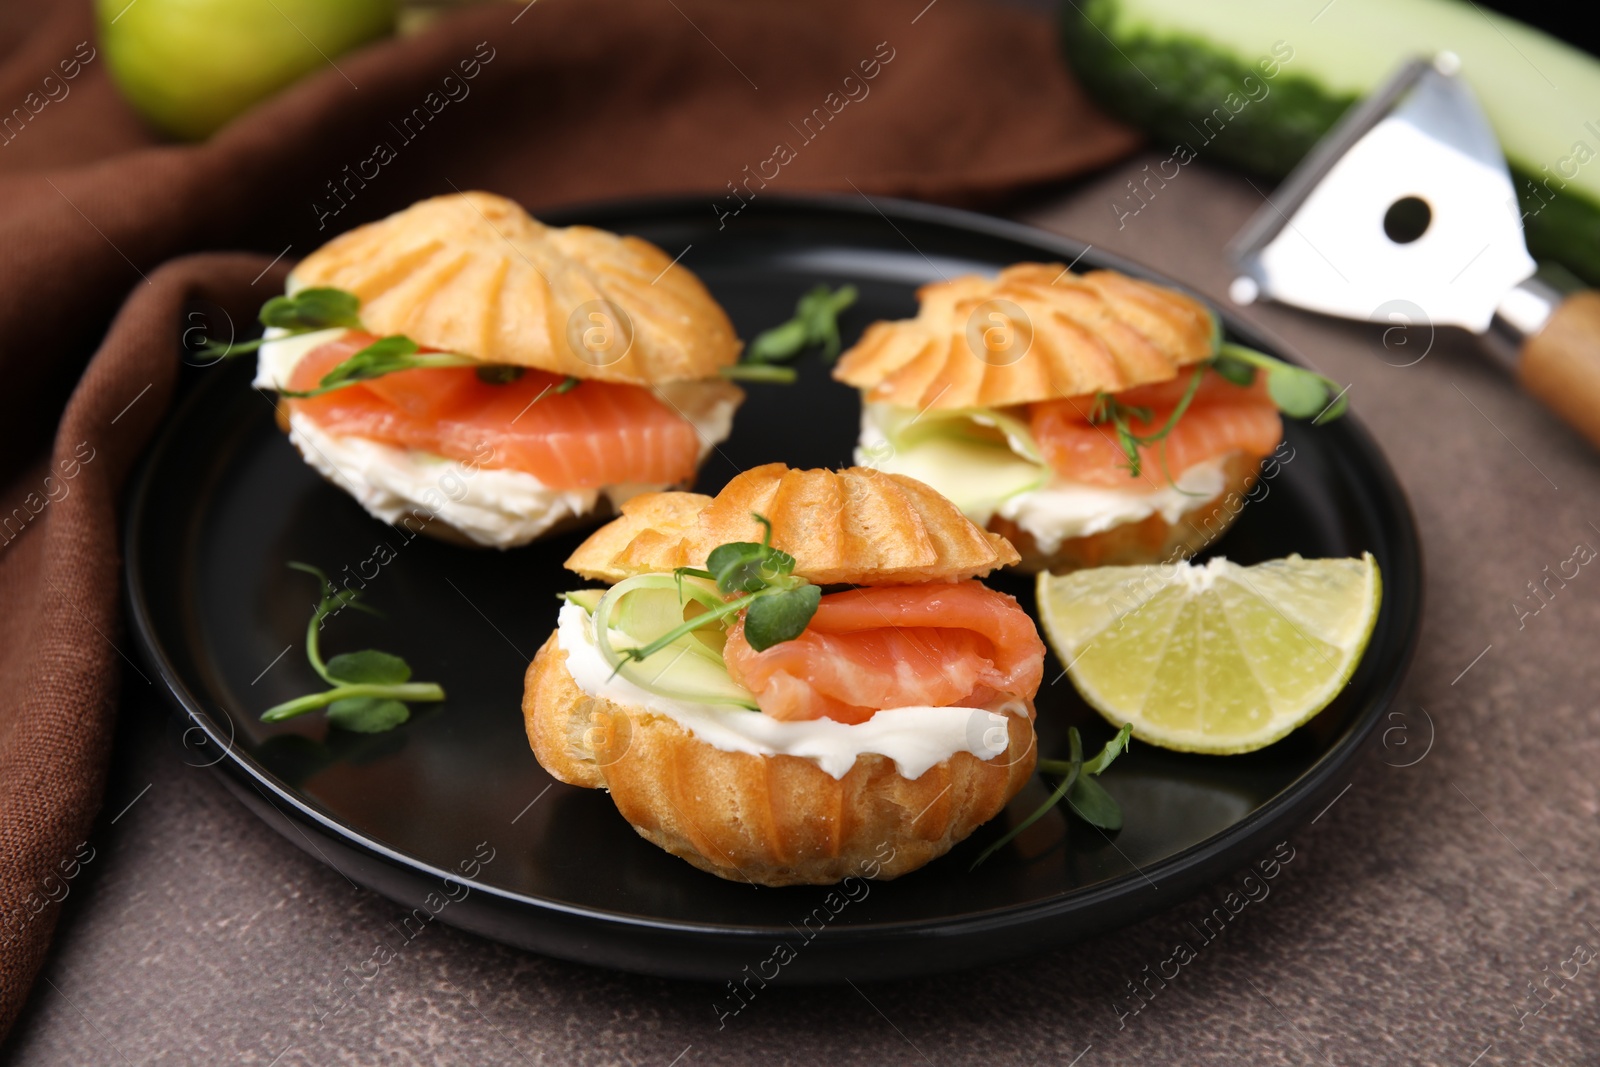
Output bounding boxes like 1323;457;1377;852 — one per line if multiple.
833;264;1215;409
523;636;1037;886
289;192;741;383
564;464;1020;585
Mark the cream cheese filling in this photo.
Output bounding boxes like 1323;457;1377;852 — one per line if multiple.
995;459;1231;554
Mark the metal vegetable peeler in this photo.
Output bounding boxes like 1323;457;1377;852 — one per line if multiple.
1228;54;1600;448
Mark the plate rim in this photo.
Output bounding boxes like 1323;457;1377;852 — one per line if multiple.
122;192;1424;964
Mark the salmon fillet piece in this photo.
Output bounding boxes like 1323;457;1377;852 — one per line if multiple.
1029;370;1282;489
723;581;1044;724
286;332;702;489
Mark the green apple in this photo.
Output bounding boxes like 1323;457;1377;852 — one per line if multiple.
97;0;398;140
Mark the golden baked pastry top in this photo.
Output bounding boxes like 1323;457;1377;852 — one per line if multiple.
832;263;1215;409
289;192;741;384
565;464;1019;585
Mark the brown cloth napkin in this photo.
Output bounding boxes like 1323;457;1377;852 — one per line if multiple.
0;0;1137;1035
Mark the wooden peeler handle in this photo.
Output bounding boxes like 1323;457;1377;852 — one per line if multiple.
1517;291;1600;449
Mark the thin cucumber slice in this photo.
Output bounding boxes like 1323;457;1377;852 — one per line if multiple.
591;575;758;710
562;589;605;613
877;404;1047;464
866;404;1051;524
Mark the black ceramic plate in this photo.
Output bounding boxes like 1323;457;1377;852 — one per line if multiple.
125;195;1421;983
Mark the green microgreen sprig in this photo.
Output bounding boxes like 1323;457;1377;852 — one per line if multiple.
196;287;363;361
260;287;364;333
613;514;821;668
750;284;859;362
720;284;859;384
1211;342;1349;423
203;286;535;399
971;723;1132;870
719;364;805;383
277;337;481;398
259;562;446;732
1090;364;1206;480
1086;329;1349;484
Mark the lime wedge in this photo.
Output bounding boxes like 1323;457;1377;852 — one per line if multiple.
1036;554;1381;754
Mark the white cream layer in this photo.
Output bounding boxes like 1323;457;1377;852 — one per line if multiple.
254;329;739;549
996;458;1231;554
555;603;1022;780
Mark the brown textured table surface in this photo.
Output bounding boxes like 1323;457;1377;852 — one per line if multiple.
8;157;1600;1066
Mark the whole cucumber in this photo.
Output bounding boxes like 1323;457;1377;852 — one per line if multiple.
1062;0;1600;285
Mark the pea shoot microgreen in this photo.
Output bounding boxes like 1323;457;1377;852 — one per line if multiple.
202;285;537;398
195;287;364;361
1085;329;1349;484
719;364;804;383
752;283;859;362
277;337;480;398
971;723;1132;870
720;284;859;384
1090;364;1206;480
259;562;445;733
1211;342;1349;423
612;513;821;670
259;287;365;333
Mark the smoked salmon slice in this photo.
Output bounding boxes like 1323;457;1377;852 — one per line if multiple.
286;333;702;489
723;581;1045;724
1029;369;1282;489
